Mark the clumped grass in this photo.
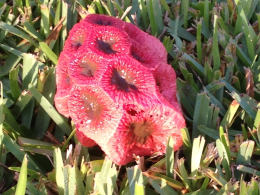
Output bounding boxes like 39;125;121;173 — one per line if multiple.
0;0;260;194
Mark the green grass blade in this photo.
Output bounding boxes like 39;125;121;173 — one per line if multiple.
200;168;227;186
26;181;46;195
9;65;21;101
67;1;78;32
219;126;231;163
23;21;44;41
120;6;132;21
100;0;112;16
149;178;179;194
0;82;3;177
60;0;68;51
216;139;231;179
39;42;58;65
94;0;105;14
203;87;226;116
22;54;41;89
63;165;69;195
191;136;205;175
62;129;76;151
29;86;71;135
0;21;36;46
127;166;145;195
236;43;252;67
15;155;28;195
107;0;116;16
253;104;260;143
181;0;189;28
182;53;204;77
239;8;256;60
179;64;199;91
239;178;247;195
12;92;32;117
139;0;149;29
152;0;163;34
212;15;221;71
237;165;260;176
247;178;260;194
236;140;255;165
169;17;183;50
208;106;219;129
177;158;192;191
54;0;61;25
220;100;240;128
18;137;55;150
112;1;124;18
54;148;65;195
94;158;118;195
3;106;22;134
0;3;7;17
181;128;191;150
147;173;184;190
203;0;209;29
0;41;30;77
147;0;157;35
2;132;38;170
205;80;225;93
168;20;196;42
160;0;173;18
198;125;219;140
177;79;197;117
222;79;257;119
66;164;84;195
67;165;76;195
257;13;260;31
166;136;174;178
160;179;178;195
33;67;56;138
192;93;210;138
163;36;174;55
0;43;24;57
196;19;202;63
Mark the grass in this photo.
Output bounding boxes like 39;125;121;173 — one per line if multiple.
0;0;259;194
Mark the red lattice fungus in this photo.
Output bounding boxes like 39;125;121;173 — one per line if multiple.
100;56;159;105
124;22;167;64
76;129;96;147
104;104;186;165
85;26;131;59
154;64;178;104
54;14;186;165
54;52;72;118
68;85;122;145
68;49;106;85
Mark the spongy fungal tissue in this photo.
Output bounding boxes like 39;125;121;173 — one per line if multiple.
54;14;186;165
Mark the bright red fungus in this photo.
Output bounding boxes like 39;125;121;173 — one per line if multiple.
75;129;96;147
124;22;168;64
68;85;123;145
83;14;125;28
100;56;159;105
85;26;131;59
103;103;186;165
54;14;186;165
68;49;106;85
54;52;72;117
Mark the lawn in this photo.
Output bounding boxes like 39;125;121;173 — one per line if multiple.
0;0;259;194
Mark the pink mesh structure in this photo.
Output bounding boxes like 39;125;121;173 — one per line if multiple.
54;14;186;164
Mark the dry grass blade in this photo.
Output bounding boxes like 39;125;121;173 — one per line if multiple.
46;17;65;45
244;67;254;97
